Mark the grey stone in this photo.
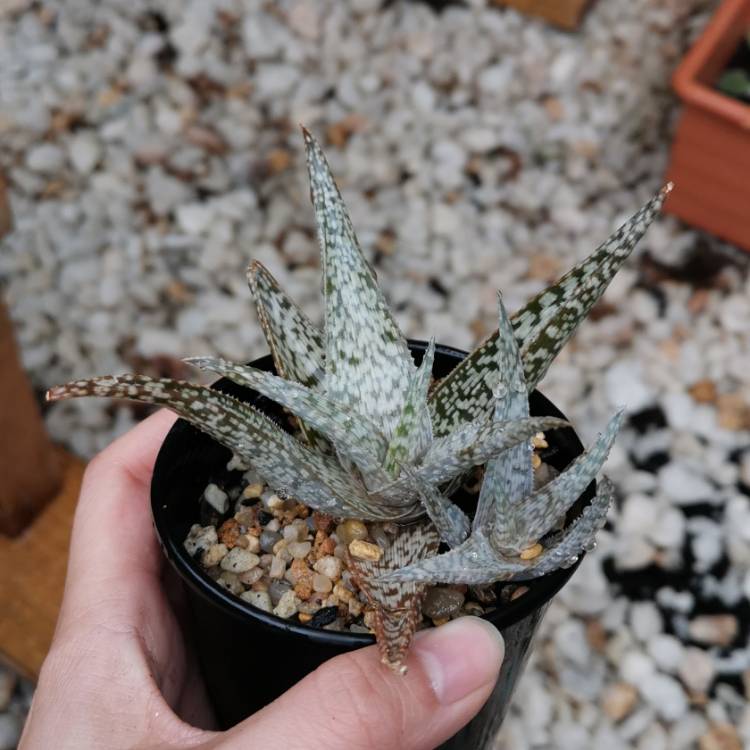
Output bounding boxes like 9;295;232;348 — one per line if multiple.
68;133;102;174
26;143;65;173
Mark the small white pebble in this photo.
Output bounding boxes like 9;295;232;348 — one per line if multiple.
204;483;229;514
678;648;715;695
201;543;228;567
273;590;300;619
620;650;655;683
283;525;300;542
639;673;688;721
314;555;342;581
238;567;263;585
648;634;684;673
273;540;292;563
313;573;333;593
269;555;287;579
241;590;272;612
288;541;312;559
220;547;260;573
216;571;243;595
244;535;260;554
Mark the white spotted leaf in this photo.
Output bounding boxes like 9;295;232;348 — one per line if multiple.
304;128;414;436
185;357;390;487
429;185;671;436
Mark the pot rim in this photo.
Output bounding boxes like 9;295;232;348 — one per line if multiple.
673;0;750;128
151;339;589;647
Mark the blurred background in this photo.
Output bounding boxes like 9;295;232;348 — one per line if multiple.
1;0;749;748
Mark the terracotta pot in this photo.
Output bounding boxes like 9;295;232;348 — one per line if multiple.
152;340;594;746
665;0;750;250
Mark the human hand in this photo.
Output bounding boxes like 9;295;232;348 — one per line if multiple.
20;411;504;750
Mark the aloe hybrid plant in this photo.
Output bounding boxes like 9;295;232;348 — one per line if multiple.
48;128;671;671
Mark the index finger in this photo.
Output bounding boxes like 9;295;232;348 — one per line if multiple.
61;410;177;613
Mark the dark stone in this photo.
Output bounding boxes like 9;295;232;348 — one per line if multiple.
628;406;667;434
309;606;339;629
423;587;465;619
629;450;670;474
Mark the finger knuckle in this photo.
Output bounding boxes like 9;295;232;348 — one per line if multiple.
82;448;116;486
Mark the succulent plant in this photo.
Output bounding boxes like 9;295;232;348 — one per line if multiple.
48;128;671;671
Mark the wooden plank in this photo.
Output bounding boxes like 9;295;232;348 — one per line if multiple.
492;0;593;30
0;169;85;678
0;302;64;536
0;449;85;680
0;171;63;536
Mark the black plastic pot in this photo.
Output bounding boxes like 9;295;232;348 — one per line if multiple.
151;340;593;748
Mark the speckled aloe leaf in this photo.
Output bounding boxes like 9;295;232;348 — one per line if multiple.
383;339;435;477
512;476;615;580
413;414;567;488
247;260;325;389
400;466;469;548
429;185;671;437
473;295;532;536
494;410;623;554
380;477;614;585
45;375;387;520
184;357;390;487
378;533;506;585
247;260;327;450
303;128;414;435
371;414;565;507
347;520;440;672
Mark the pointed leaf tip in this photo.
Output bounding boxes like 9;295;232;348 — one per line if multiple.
45;373;390;519
499;410;623;550
383;338;435;475
429;186;667;434
473;293;532;534
246;258;325;393
305;126;414;433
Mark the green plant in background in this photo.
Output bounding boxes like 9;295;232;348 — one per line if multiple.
48;129;670;670
717;68;750;99
716;31;750;101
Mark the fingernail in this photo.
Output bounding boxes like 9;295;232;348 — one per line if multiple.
414;616;504;705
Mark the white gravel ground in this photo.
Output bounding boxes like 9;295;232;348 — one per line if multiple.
3;0;750;748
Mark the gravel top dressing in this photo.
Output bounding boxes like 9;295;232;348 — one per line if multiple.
183;451;556;634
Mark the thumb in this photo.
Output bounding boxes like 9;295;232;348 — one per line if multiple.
221;616;504;750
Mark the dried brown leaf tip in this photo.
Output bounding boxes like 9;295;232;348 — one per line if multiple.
47;130;665;666
348;521;440;672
